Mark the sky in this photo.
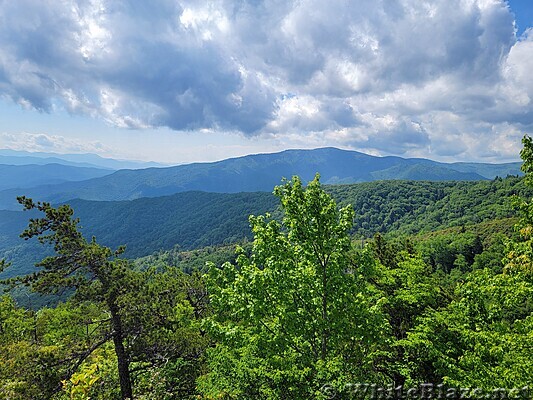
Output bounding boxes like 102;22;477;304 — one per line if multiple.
0;0;532;164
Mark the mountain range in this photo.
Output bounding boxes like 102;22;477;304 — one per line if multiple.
0;164;113;191
0;149;166;170
0;147;522;210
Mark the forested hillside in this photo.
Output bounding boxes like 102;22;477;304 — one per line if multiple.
1;176;530;280
330;176;530;236
0;191;278;278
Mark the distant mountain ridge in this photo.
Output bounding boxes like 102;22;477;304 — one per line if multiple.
0;147;522;210
0;163;113;191
0;149;166;170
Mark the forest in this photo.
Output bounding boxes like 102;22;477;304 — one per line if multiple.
1;138;533;399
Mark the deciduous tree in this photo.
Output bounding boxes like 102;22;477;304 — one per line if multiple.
200;175;388;399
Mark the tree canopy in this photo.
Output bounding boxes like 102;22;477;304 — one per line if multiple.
200;175;389;398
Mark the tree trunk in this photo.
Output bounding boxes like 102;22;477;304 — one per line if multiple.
109;301;133;399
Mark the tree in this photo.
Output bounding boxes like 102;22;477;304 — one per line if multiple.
199;175;388;399
371;251;447;386
2;197;210;399
117;266;209;399
0;259;8;273
11;197;135;399
506;135;533;278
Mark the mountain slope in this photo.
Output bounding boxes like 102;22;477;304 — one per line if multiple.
1;176;530;279
0;147;519;210
0;163;113;191
0;191;278;278
369;163;483;181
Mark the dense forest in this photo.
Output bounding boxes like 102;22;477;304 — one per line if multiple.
1;139;533;399
2;176;530;281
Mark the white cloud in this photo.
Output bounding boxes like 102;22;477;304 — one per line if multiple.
502;31;533;106
0;0;531;161
0;132;109;154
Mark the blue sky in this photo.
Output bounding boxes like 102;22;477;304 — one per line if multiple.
509;0;533;36
0;0;532;164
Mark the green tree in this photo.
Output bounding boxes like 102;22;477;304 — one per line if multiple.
372;251;447;386
0;295;111;399
506;135;533;277
0;259;8;273
10;197;135;399
2;198;209;399
199;175;388;399
401;135;533;388
118;267;209;399
404;268;533;388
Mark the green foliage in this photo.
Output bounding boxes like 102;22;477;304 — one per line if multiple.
365;235;449;386
134;243;250;274
0;258;8;273
201;175;388;399
120;267;208;399
68;191;278;258
417;231;484;273
329;177;530;237
0;297;110;399
411;219;515;277
520;135;533;182
398;135;533;388
62;353;117;400
405;269;533;388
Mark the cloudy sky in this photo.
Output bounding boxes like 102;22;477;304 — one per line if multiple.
0;0;532;164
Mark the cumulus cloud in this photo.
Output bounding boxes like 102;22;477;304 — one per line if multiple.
0;0;278;134
0;0;532;160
